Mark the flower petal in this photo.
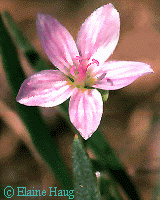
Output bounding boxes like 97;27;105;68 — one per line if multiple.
69;88;103;140
16;70;74;107
93;61;154;90
36;13;79;75
77;3;120;64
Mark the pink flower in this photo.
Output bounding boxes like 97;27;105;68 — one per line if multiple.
16;4;153;140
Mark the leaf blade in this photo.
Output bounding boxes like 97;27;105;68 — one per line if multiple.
72;135;101;200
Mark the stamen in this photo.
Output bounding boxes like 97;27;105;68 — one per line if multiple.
98;73;106;81
107;78;114;86
75;56;82;61
69;55;99;88
92;59;99;66
87;58;99;68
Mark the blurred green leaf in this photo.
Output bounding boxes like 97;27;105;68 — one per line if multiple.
0;13;73;192
98;172;122;200
152;182;160;200
72;135;101;200
88;131;140;200
88;130;122;169
2;11;48;71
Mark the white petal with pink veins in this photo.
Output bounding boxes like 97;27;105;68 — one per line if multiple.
16;70;74;107
93;61;153;90
37;13;79;75
69;88;103;140
77;3;120;65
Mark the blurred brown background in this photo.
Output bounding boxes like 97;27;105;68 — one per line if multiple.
0;0;160;199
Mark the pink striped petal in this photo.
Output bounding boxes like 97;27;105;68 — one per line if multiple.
77;4;120;64
16;70;74;107
36;13;79;75
93;61;153;90
69;88;103;140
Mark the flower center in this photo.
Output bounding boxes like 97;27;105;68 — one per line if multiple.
69;56;99;89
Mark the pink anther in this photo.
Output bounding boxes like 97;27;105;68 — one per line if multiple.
87;58;99;68
92;59;99;66
75;56;82;62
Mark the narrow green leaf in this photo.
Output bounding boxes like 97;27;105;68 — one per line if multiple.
152;183;160;200
2;11;48;71
0;14;73;192
98;172;122;200
89;131;140;200
88;130;123;169
72;135;101;200
92;162;123;200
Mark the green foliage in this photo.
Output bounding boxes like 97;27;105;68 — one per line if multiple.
72;135;101;199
